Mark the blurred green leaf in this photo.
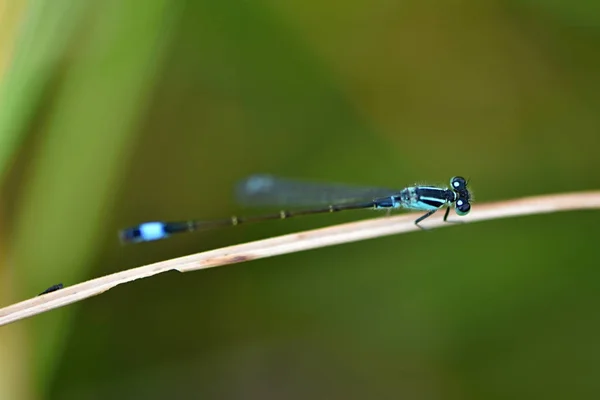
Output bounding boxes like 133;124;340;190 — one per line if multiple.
5;0;181;396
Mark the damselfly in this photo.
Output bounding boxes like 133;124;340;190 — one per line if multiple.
120;175;471;243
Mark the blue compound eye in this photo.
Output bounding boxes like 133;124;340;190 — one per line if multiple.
450;176;467;192
455;198;471;216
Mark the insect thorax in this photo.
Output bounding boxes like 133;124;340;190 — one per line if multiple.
397;186;454;211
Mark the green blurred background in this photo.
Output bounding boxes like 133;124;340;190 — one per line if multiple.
1;1;600;399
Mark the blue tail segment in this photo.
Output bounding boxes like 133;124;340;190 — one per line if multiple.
120;222;169;243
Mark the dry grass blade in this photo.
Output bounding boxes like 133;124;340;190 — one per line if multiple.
1;190;600;327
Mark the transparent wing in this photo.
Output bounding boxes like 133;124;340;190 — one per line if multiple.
235;175;396;207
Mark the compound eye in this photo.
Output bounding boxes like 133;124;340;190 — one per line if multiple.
451;176;467;191
455;198;471;216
